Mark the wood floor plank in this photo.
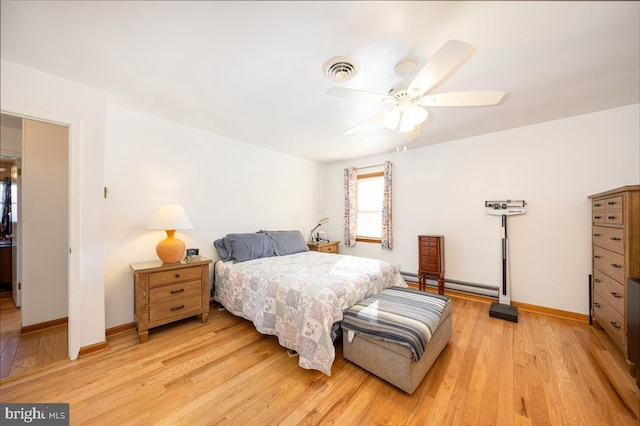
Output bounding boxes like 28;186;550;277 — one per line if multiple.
0;296;637;426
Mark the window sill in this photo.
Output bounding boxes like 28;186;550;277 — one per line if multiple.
356;237;382;244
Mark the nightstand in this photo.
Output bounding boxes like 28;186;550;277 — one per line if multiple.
130;258;212;343
308;241;340;254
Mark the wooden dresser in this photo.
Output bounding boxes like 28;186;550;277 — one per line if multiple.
308;241;339;254
418;235;445;294
131;258;212;343
589;186;639;372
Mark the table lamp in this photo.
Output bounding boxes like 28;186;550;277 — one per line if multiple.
148;203;193;263
310;217;329;242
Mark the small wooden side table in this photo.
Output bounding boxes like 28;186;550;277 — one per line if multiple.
130;258;212;343
307;241;340;254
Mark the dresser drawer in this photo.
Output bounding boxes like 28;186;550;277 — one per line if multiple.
419;245;439;255
420;239;439;249
149;280;202;304
149;266;201;287
593;291;625;348
592;226;624;254
593;269;625;315
420;253;440;264
593;209;622;224
602;195;623;210
604;210;623;225
149;295;202;323
593;246;625;283
592;195;624;224
592;195;623;211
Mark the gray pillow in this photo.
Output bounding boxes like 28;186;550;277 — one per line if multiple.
213;237;233;261
226;233;277;262
262;230;309;256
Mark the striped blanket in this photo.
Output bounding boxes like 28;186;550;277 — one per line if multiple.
342;286;450;362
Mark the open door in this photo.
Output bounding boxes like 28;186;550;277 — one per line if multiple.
11;160;20;307
21;118;68;328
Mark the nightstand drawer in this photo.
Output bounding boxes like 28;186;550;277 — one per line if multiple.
308;241;339;254
149;266;201;287
319;244;337;253
149;280;202;304
149;295;202;323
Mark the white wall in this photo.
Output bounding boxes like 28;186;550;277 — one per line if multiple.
103;105;325;328
324;104;640;315
0;125;22;157
1;59;107;359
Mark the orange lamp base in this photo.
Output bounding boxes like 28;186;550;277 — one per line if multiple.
156;229;185;263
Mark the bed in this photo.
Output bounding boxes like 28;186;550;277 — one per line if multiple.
213;230;407;376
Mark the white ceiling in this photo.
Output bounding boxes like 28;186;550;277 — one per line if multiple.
1;1;639;164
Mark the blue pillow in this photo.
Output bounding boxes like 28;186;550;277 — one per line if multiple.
226;233;277;262
213;238;233;261
262;230;309;256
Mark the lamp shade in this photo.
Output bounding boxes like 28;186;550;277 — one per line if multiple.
148;203;193;230
149;203;193;263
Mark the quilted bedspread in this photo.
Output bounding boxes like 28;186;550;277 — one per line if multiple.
214;251;407;376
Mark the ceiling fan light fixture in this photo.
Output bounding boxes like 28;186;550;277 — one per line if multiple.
396;106;428;133
382;110;401;130
405;105;428;125
398;117;417;133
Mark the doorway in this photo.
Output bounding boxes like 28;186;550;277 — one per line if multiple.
0;113;69;379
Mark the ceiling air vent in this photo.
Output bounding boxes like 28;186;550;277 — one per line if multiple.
323;56;360;83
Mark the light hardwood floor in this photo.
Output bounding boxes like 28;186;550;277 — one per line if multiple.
0;295;638;426
0;291;69;379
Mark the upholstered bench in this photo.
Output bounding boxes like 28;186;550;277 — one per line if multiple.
342;286;452;394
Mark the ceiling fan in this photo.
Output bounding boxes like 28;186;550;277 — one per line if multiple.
328;40;506;135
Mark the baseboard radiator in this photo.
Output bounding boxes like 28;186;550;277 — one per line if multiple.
400;271;499;300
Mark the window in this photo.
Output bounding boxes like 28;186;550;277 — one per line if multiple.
356;172;383;243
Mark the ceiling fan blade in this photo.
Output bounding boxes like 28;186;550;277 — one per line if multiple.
328;87;394;104
417;91;506;107
343;110;389;135
407;40;473;95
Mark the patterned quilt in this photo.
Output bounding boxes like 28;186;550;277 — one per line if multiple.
214;251;407;376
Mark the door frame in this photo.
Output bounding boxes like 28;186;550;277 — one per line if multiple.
1;105;81;360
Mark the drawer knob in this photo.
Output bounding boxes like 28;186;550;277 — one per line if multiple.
593;233;601;237
610;237;621;241
594;302;601;308
594;215;602;219
610;321;621;329
611;263;623;269
594;203;602;207
594;255;601;259
175;273;181;278
170;288;185;294
170;304;185;311
607;215;616;220
610;292;622;299
607;201;616;206
593;278;601;283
